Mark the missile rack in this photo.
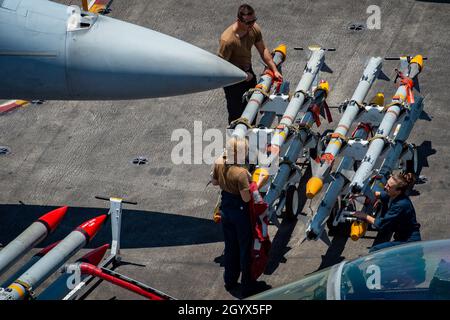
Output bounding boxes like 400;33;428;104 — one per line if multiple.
219;49;428;247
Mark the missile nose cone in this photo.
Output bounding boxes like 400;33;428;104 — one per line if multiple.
410;55;424;71
79;244;109;265
35;241;61;257
350;221;367;241
273;44;287;61
306;177;324;199
37;206;68;233
77;215;108;243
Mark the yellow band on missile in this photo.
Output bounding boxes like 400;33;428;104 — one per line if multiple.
256;83;269;92
329;140;342;148
273;44;287;61
410;55;424;71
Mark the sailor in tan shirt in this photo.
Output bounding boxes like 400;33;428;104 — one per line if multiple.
218;4;283;124
211;137;254;296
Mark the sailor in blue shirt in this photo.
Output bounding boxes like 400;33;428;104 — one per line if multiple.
354;172;421;252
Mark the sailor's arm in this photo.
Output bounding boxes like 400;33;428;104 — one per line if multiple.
255;40;283;81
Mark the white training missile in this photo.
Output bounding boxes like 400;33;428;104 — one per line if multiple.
349;55;424;193
265;80;330;221
0;215;107;300
37;244;109;300
231;44;287;139
268;47;328;157
346;96;425;242
365;95;424;202
306;57;383;199
0;241;60;288
0;207;68;277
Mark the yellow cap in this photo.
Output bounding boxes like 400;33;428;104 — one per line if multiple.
306;177;324;199
410;55;424;71
252;168;270;189
273;44;287;61
369;92;385;106
317;80;329;95
350;221;367;241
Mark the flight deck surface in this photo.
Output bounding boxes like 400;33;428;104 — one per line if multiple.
0;0;449;300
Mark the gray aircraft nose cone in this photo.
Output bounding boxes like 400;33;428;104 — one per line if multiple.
66;15;246;99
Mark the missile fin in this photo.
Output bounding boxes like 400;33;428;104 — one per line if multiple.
413;77;421;92
320;62;333;74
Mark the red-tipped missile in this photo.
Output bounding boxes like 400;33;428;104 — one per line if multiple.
0;215;107;300
0;207;68;277
0;241;61;288
38;206;68;233
76;214;108;243
37;244;110;300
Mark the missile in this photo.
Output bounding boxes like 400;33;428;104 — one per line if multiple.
0;206;68;277
349;56;423;193
265;80;330;221
344;96;424;242
365;95;424;204
231;44;287;138
306;57;383;199
269;47;327;157
0;0;246;100
211;45;286;222
0;214;107;300
305;122;374;241
0;241;60;288
37;244;109;300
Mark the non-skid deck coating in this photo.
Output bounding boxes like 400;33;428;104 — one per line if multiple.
1;0;449;300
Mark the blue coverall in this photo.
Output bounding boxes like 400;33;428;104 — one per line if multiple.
369;191;421;252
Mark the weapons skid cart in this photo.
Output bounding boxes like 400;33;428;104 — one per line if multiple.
258;46;335;227
306;55;425;244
